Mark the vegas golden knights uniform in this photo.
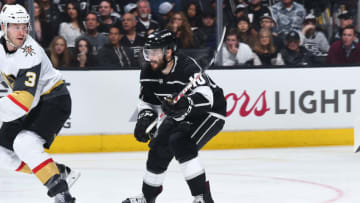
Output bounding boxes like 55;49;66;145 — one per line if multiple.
0;32;71;150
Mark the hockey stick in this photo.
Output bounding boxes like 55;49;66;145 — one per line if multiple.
145;26;227;135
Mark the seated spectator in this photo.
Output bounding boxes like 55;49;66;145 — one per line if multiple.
97;0;122;34
271;0;306;34
40;0;61;35
236;16;257;48
328;25;360;65
136;0;160;38
248;0;272;31
33;0;53;49
234;3;249;22
71;37;98;68
301;13;329;64
120;13;146;61
253;28;284;66
97;26;133;67
259;14;283;50
222;29;254;66
183;1;201;29
280;31;315;66
124;3;138;17
58;1;85;49
48;36;70;68
167;11;196;49
158;1;174;29
79;12;108;56
330;10;360;44
193;10;217;49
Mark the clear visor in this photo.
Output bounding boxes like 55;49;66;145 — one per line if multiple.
143;48;165;61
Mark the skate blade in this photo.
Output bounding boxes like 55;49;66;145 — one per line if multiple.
67;170;81;188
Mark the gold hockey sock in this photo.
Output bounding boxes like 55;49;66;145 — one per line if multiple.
15;161;32;174
32;158;60;184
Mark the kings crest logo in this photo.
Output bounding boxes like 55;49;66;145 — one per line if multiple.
21;45;35;56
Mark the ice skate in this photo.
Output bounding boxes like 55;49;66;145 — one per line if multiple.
55;164;80;203
57;163;81;188
192;192;214;203
54;191;76;203
122;194;148;203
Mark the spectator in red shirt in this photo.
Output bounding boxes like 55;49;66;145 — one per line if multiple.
328;25;360;65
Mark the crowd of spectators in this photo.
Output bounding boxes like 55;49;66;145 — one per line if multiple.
1;0;360;69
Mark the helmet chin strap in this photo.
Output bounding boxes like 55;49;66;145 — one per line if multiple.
160;48;174;71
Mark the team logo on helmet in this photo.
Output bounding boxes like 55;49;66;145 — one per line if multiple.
21;45;35;56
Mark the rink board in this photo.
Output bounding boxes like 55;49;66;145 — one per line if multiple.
1;68;359;152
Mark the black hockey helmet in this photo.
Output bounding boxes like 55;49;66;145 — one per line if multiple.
144;29;177;51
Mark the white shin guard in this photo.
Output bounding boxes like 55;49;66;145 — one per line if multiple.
0;145;22;171
180;157;205;180
13;130;51;170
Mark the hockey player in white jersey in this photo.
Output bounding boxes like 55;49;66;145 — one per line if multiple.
0;4;79;203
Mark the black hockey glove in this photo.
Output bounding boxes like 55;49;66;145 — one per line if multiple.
161;95;193;119
134;109;157;142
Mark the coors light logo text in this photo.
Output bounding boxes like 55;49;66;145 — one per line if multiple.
226;89;356;117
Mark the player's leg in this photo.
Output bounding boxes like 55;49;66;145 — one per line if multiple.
0;121;32;174
169;114;225;203
123;118;175;203
13;130;75;202
20;94;76;202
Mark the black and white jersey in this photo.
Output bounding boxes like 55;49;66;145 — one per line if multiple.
138;53;226;121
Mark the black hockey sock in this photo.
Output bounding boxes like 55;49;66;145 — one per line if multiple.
142;182;162;203
186;173;206;196
45;174;69;197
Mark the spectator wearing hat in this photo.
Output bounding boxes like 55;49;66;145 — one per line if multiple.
97;0;122;35
328;25;360;65
248;0;272;31
280;30;315;66
301;13;329;64
259;14;283;50
183;1;202;29
271;0;306;34
136;0;160;38
78;12;109;56
330;10;360;44
234;3;249;21
124;3;138;17
222;28;254;66
235;16;257;49
193;10;217;49
158;1;175;29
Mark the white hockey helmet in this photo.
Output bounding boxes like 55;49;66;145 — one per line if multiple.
1;4;30;24
0;4;30;46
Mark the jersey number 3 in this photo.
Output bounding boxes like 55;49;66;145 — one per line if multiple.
25;72;36;87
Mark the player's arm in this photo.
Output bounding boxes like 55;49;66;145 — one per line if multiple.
0;64;41;122
161;63;214;120
133;70;161;142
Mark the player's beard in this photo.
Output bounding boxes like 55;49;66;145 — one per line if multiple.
150;58;165;72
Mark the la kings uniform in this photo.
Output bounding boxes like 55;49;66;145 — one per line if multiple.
0;32;71;150
139;53;226;169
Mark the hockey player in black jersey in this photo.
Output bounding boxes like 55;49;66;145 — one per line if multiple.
122;30;226;203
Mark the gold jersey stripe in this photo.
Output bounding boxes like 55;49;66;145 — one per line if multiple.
42;80;64;96
33;159;60;184
8;90;34;112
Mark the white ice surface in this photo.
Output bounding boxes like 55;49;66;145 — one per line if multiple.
1;146;360;203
